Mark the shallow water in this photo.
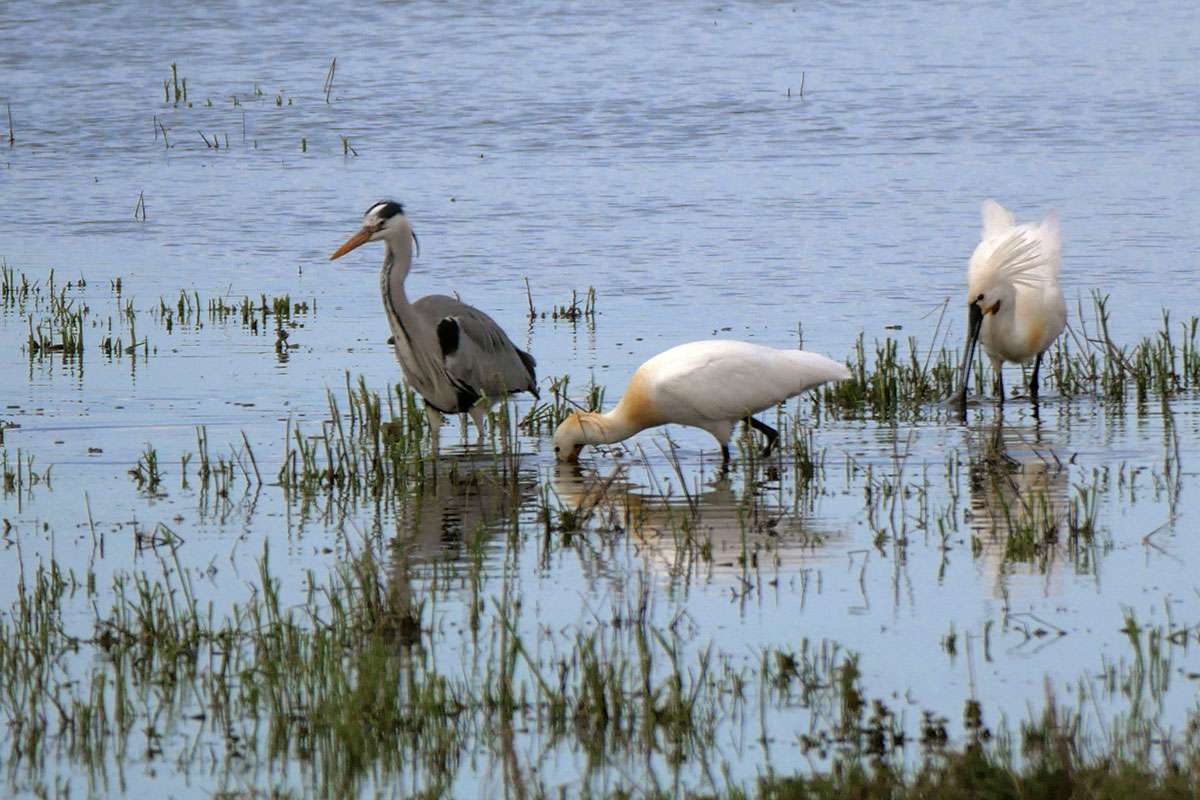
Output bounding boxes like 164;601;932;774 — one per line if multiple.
3;0;1200;796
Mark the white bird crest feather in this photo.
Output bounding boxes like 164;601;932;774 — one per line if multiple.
983;232;1046;289
969;200;1061;293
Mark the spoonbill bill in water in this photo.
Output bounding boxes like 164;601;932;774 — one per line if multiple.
956;200;1065;418
553;340;850;467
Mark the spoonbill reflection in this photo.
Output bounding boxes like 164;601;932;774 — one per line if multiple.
957;200;1065;417
551;466;845;579
330;201;538;445
966;416;1072;597
553;340;850;467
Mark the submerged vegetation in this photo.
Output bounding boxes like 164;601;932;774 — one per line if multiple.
820;293;1200;421
4;264;1200;796
0;2;1193;793
1;527;1199;797
6;265;1198;429
1;265;315;367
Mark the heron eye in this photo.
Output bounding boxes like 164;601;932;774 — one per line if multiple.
976;293;984;301
554;446;560;453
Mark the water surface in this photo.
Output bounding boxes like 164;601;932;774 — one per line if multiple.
2;0;1200;796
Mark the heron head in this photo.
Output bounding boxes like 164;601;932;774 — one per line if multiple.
552;411;592;463
330;200;419;260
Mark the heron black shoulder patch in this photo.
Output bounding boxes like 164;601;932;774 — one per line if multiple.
436;317;460;357
455;386;480;412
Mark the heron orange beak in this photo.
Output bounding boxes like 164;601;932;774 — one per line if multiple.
329;227;373;260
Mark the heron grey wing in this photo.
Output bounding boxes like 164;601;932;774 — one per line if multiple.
414;296;538;399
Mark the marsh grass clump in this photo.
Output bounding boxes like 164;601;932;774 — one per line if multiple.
0;501;1197;798
789;427;825;486
820;294;1200;423
127;445;163;494
998;488;1059;563
519;373;605;435
161;63;191;107
524;281;598;323
821;334;961;422
551;286;597;322
277;375;432;497
4;269;88;360
0;542;836;797
151;289;314;336
2;448;51;498
0;262;31;305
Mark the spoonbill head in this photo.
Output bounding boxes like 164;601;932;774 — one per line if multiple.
552;340;850;467
957;200;1066;417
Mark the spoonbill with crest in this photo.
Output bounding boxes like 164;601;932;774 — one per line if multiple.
956;200;1065;417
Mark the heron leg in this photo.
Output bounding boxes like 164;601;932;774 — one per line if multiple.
424;404;443;453
468;404;488;443
994;366;1005;406
745;416;780;457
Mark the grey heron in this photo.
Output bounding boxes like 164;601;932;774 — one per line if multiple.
330;201;539;446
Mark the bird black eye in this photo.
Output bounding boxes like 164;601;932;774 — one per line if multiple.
554;446;560;453
976;293;984;301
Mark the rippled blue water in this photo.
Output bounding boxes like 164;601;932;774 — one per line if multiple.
2;0;1199;796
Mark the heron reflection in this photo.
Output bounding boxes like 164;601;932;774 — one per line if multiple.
385;449;540;645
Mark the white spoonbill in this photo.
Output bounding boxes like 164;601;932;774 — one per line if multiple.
553;340;850;467
330;201;538;443
956;200;1065;416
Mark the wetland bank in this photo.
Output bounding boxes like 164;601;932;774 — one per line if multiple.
3;1;1200;797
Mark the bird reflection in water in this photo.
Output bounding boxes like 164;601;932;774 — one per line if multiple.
966;413;1083;596
552;463;844;586
384;448;540;647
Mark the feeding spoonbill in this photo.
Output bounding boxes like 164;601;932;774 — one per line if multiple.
330;201;538;443
552;340;851;467
956;200;1066;417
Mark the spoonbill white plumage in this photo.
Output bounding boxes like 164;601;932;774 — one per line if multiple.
552;340;851;467
330;201;538;443
956;200;1066;416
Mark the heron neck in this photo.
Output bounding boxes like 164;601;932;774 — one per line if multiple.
380;238;423;331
